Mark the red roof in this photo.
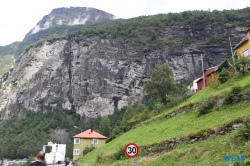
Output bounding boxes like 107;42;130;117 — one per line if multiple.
73;129;107;139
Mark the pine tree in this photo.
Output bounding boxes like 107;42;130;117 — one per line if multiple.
99;117;111;137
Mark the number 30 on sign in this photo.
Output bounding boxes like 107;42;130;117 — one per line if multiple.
124;143;139;158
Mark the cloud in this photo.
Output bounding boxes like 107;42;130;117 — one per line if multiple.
0;0;249;46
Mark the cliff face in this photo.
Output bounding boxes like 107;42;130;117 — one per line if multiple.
0;24;245;121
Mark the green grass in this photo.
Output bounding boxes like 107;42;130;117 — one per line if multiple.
78;73;250;166
186;72;250;104
0;55;14;75
162;72;250;114
79;101;250;165
139;131;250;166
0;42;17;76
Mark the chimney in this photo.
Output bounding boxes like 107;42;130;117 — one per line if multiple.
89;126;93;134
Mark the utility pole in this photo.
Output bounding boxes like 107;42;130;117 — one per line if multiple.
229;36;236;72
201;54;205;89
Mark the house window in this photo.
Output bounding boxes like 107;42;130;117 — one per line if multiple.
243;49;249;57
53;156;56;163
74;138;80;144
73;149;79;155
93;138;98;144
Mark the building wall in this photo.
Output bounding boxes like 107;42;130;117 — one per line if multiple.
236;41;250;57
197;79;204;91
73;138;106;160
43;142;66;164
206;72;218;86
197;70;218;91
236;30;250;58
197;68;214;91
188;77;203;93
45;151;65;164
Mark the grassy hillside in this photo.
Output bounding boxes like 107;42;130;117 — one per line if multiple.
77;72;250;166
139;130;250;166
0;55;14;74
0;42;18;75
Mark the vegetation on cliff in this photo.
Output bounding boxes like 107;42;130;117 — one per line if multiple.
14;7;250;58
77;72;250;166
0;106;127;159
0;42;19;75
0;7;250;164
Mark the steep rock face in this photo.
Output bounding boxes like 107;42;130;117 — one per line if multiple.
0;25;244;121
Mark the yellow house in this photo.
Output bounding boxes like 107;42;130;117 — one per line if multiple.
234;28;250;58
73;129;107;160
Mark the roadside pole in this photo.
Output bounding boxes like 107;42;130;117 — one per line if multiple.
124;143;139;166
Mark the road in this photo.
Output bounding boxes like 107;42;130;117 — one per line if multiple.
47;164;64;166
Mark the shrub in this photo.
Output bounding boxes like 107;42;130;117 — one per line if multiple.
224;86;242;104
83;145;96;156
166;94;182;108
217;60;231;73
209;76;221;89
26;156;35;165
204;36;225;45
96;152;104;163
218;68;230;84
45;145;52;153
236;122;250;141
235;56;250;75
154;102;165;114
113;147;126;160
197;98;214;116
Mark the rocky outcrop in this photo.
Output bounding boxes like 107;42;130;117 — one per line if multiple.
20;7;115;51
0;24;245;121
31;7;114;34
30;7;114;34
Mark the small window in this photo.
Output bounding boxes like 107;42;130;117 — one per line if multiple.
243;49;249;57
93;138;98;144
74;138;80;144
73;149;79;155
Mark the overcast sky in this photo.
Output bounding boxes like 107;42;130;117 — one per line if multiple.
0;0;248;46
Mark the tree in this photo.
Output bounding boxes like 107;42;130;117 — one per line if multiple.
121;106;134;126
143;62;178;104
99;117;111;137
218;68;230;83
235;56;250;75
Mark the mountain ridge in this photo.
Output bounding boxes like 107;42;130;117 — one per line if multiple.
0;7;250;120
30;7;115;35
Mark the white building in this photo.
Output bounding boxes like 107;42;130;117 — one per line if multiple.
42;141;66;164
187;77;201;93
0;160;8;166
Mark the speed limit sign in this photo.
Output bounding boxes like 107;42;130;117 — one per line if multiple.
124;143;139;158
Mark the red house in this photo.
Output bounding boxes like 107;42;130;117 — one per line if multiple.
196;66;219;91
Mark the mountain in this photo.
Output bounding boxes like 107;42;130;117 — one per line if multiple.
0;7;250;160
30;7;115;34
0;7;115;82
15;7;115;56
0;7;250;121
24;7;115;42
